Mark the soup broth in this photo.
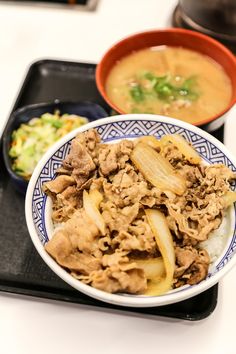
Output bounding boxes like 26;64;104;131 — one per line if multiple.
105;46;232;124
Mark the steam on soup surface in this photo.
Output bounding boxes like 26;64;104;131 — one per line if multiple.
105;46;232;124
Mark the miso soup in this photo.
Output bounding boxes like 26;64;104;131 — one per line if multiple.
105;46;232;124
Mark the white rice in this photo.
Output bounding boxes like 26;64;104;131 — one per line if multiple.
199;205;235;264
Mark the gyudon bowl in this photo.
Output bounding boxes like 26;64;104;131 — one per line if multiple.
25;115;236;307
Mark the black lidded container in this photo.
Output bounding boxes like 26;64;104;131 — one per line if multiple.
173;0;236;53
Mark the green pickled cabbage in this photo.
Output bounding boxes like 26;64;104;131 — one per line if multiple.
9;111;88;180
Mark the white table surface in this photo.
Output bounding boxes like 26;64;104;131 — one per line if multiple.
1;1;236;353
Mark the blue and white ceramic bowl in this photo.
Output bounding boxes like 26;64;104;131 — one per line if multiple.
25;114;236;307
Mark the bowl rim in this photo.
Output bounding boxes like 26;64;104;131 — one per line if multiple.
96;27;236;127
25;113;236;307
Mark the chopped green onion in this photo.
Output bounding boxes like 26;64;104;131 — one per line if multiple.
129;71;199;104
130;85;145;102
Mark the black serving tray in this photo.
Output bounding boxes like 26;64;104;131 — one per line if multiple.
0;59;223;321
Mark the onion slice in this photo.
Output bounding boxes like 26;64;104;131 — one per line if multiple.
161;134;201;165
136;136;161;150
145;209;175;296
83;190;106;235
134;257;165;280
222;190;236;208
89;189;103;209
131;142;186;195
